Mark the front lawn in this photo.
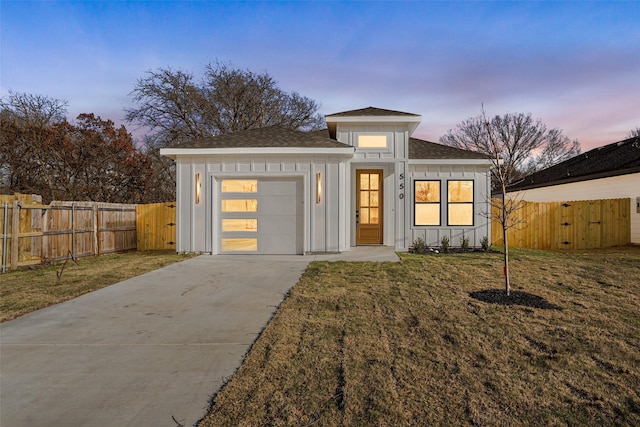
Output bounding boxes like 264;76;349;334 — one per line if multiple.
200;246;640;426
0;251;195;322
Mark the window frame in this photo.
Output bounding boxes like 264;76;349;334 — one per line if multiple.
446;179;474;226
413;180;441;226
356;133;389;150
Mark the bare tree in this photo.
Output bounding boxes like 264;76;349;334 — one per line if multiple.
523;130;580;174
125;62;324;201
440;111;580;185
138;135;176;203
125;61;324;148
440;108;577;295
628;127;640;138
202;62;324;134
0;91;69;192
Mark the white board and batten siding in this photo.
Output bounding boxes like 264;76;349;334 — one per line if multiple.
512;172;640;244
174;155;345;254
336;124;409;161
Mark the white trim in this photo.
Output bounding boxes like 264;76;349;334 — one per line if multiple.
326;115;421;135
161;147;355;158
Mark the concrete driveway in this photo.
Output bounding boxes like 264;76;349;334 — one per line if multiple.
0;248;398;427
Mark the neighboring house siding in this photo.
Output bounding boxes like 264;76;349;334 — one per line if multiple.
512;172;640;244
408;164;492;248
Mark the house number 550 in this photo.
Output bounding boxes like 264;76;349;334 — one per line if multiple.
399;173;405;199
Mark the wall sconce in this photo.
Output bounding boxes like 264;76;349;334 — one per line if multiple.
316;172;322;204
195;173;201;204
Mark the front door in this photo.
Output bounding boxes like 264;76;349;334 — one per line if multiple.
356;169;383;244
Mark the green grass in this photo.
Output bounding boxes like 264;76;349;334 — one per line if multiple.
200;246;640;426
0;251;195;322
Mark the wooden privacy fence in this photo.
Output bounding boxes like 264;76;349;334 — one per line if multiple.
136;202;176;251
1;194;136;272
491;198;630;250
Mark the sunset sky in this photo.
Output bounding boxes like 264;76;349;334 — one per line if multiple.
2;1;638;150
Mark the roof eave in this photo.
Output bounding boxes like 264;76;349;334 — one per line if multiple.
409;158;493;165
160;147;356;158
325;115;422;135
506;167;640;192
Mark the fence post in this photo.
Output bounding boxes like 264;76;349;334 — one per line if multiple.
2;203;8;273
11;200;21;270
93;203;99;256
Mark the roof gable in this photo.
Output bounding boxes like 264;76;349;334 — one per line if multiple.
325;106;422;139
507;136;640;191
326;106;420;118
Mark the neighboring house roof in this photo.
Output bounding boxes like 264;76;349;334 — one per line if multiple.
506;136;640;192
409;137;488;160
325;106;420;118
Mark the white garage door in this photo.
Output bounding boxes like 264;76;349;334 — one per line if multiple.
218;178;303;254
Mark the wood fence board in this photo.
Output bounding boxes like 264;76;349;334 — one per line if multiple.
1;194;137;270
492;198;630;250
136;202;176;251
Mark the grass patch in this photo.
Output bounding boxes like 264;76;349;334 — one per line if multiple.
0;251;195;322
200;246;640;426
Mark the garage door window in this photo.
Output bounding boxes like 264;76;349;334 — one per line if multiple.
221;199;258;212
221;180;257;193
222;219;258;232
221;179;258;252
221;238;257;251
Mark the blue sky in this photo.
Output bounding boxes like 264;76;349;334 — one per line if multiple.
1;1;639;150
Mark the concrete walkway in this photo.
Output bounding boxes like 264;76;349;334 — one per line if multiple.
0;247;398;427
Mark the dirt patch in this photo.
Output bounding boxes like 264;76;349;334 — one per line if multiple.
469;289;562;310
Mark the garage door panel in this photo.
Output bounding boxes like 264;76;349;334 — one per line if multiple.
259;216;299;234
219;178;303;255
259;180;299;196
259;234;298;254
260;196;300;215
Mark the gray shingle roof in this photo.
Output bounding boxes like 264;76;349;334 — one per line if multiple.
409;137;489;160
326;106;419;118
165;126;490;161
507;136;640;191
169;125;351;149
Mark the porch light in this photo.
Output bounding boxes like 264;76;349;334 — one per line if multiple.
316;172;322;204
195;173;201;204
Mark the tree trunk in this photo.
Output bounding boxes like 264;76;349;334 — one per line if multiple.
503;224;510;296
501;183;511;296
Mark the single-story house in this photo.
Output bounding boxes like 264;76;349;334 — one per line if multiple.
160;107;493;254
505;136;640;244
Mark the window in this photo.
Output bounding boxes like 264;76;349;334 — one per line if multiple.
221;219;258;232
221;238;257;251
448;180;474;226
357;135;387;148
221;180;257;193
414;180;440;226
221;199;257;212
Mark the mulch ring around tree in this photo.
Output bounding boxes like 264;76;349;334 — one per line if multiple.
469;289;562;310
